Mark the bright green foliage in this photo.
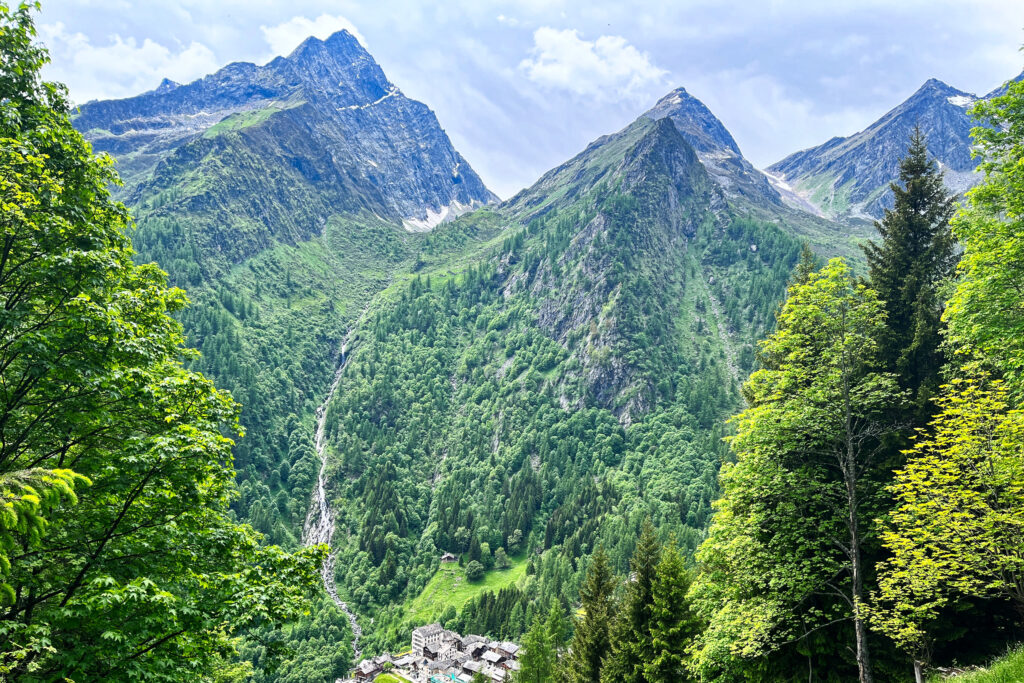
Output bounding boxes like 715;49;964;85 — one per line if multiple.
0;469;87;601
691;259;901;680
872;377;1024;661
563;547;616;683
0;4;324;679
517;603;568;683
947;78;1024;397
864;127;957;412
932;645;1024;683
645;540;698;683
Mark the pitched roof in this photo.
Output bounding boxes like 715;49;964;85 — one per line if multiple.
356;660;379;674
414;623;444;636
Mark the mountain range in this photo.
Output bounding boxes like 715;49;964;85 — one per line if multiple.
768;71;1024;222
71;30;1019;679
75;30;495;240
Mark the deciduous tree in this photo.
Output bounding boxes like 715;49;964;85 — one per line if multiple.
0;4;324;679
691;259;901;683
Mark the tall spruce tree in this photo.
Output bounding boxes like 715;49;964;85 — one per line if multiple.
563;546;616;683
864;127;957;413
645;539;698;682
601;518;660;683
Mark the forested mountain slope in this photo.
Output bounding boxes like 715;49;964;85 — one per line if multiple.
72;30;499;544
74;30;858;679
314;109;825;655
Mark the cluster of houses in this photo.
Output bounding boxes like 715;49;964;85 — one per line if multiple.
350;623;521;682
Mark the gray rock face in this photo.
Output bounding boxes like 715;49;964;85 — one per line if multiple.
767;75;1021;222
74;30;496;229
644;87;783;208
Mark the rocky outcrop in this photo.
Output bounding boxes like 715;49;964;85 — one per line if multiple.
508;117;723;422
645;87;784;208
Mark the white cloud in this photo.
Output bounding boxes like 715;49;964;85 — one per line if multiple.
681;71;880;167
519;27;668;101
260;14;366;61
39;22;218;103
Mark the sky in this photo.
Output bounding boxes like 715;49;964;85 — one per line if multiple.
37;0;1024;199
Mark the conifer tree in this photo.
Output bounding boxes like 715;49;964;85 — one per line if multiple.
468;534;483;563
563;546;616;683
545;602;569;656
601;518;660;682
792;243;821;286
864;127;957;412
646;540;698;682
519;603;565;683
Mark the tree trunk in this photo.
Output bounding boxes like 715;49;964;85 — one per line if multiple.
842;331;873;683
913;660;924;683
848;472;872;683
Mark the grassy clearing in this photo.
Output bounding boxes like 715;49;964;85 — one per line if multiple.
202;100;303;138
931;645;1024;682
374;673;412;683
403;555;529;626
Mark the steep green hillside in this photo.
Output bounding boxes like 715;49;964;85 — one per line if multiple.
312;117;805;653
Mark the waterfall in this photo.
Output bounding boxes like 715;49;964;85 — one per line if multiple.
302;333;362;659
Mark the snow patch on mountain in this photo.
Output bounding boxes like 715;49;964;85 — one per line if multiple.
947;95;975;107
402;199;478;232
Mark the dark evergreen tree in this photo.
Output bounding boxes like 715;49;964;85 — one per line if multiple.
468;534;483;563
863;126;957;413
645;540;699;682
792;242;821;286
563;547;616;683
601;518;661;682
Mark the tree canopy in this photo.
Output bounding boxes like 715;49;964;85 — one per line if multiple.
0;4;324;679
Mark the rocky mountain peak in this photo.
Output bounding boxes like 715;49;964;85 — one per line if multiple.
280;30;392;106
906;78;974;107
75;27;496;241
643;86;781;207
765;71;1024;222
153;77;180;94
644;87;742;156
